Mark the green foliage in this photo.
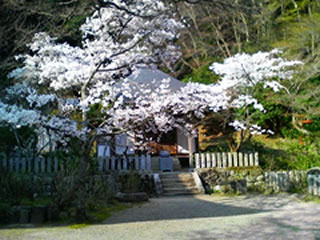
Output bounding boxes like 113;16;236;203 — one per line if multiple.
182;61;219;84
118;171;154;194
65;15;87;30
0;127;37;153
0;201;12;224
118;171;144;193
0;171;43;205
286;137;320;170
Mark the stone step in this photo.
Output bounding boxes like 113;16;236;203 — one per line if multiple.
160;173;194;180
163;186;199;193
162;182;196;189
163;187;200;196
161;179;196;188
159;172;202;196
162;191;199;196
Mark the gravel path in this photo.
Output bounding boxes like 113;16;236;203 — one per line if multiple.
1;194;320;240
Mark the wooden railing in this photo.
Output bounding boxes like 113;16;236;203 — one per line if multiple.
194;152;259;168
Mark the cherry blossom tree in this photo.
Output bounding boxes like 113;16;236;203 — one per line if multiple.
209;49;303;151
2;0;183;167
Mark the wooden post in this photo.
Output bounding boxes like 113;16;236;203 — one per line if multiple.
140;155;146;170
233;152;238;167
34;157;39;173
195;153;200;168
98;158;104;172
123;156;128;170
47;156;52;173
222;152;227;168
188;136;194;168
249;153;254;166
238;152;243;167
206;153;212;168
227;152;233;167
104;157;109;170
128;156;134;170
201;153;206;168
111;156;116;170
135;155;140;170
40;156;46;173
146;154;152;171
217;153;222;168
211;153;216;167
54;157;59;173
254;152;259;166
117;156;121;170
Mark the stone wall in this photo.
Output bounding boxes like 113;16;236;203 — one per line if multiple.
197;167;307;194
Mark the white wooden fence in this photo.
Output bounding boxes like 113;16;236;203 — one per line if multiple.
194;152;259;168
0;153;152;174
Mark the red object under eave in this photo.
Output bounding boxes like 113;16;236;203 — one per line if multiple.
302;119;312;124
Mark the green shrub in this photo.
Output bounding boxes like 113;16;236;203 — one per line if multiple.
286;138;320;170
0;170;43;204
118;171;154;194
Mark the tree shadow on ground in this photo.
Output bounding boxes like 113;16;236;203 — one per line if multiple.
103;195;270;225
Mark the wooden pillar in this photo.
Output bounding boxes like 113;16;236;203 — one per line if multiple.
188;135;194;168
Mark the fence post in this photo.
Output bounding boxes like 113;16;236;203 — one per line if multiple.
134;155;139;170
54;157;59;173
227;152;232;167
201;153;206;168
21;157;26;173
146;154;152;171
117;156;122;170
211;153;216;167
128;156;134;170
40;156;46;173
111;156;116;170
249;153;254;166
34;157;40;173
206;153;212;168
123;156;128;170
222;152;227;168
98;157;104;172
195;153;200;168
140;155;146;170
47;156;52;174
238;153;243;167
254;152;259;166
233;152;238;167
217;153;222;168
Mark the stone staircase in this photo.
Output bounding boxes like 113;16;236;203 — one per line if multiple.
159;172;202;196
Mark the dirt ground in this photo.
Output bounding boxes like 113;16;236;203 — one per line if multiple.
1;194;320;240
